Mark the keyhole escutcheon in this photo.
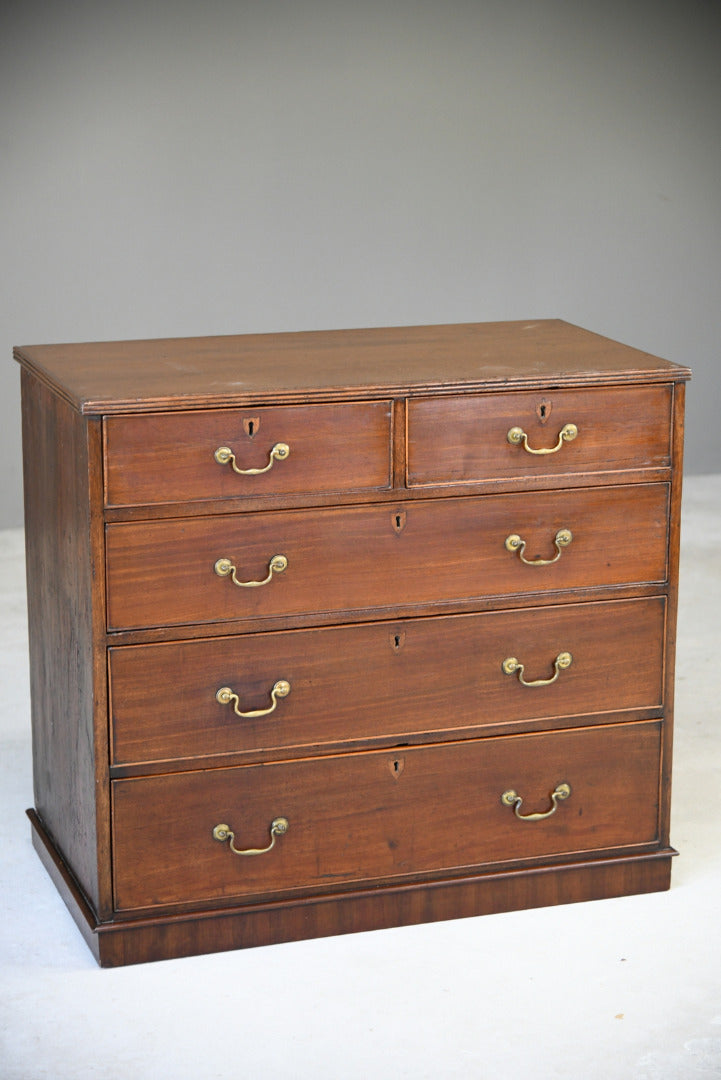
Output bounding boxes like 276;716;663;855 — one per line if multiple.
388;756;405;779
536;399;552;425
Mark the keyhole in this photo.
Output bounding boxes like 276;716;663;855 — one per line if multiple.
388;754;405;779
394;634;401;648
248;420;255;436
535;399;552;424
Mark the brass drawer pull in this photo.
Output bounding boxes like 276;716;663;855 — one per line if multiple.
501;782;571;821
212;818;289;856
507;423;578;455
502;652;572;687
214;442;290;475
214;554;288;587
216;680;291;718
505;528;572;565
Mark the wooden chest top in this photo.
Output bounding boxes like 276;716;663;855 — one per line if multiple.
14;319;689;414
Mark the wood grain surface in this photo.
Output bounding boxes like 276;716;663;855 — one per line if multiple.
407;384;672;484
14;320;690;414
108;597;665;768
104;484;670;630
112;720;662;912
104;400;392;507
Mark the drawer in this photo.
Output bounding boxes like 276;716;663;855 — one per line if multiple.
406;385;672;486
112;721;662;911
109;598;665;766
104;401;392;507
105;484;669;630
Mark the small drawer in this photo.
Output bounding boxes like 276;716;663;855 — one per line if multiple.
109;597;665;766
105;484;669;630
112;720;662;911
104;401;392;507
406;385;672;486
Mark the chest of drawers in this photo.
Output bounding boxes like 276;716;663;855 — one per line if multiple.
15;320;690;967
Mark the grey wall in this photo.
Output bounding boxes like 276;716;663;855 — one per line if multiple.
2;0;719;528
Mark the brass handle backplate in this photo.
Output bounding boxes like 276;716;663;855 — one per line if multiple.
501;783;571;821
507;423;578;455
505;528;572;566
502;652;572;687
216;680;290;718
212;818;289;856
214;554;288;587
214;442;290;475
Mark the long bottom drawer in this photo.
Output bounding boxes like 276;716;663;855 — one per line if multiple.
112;721;662;912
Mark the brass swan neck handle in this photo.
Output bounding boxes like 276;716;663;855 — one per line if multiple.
212;818;289;856
214;554;288;588
501;783;572;821
507;423;578;455
214;442;289;475
505;529;572;566
216;680;290;719
502;652;572;687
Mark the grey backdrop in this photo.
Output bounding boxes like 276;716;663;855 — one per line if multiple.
2;0;719;528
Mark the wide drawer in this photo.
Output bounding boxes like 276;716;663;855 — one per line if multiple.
406;385;672;486
105;484;669;630
112;721;662;911
109;597;665;766
104;401;392;507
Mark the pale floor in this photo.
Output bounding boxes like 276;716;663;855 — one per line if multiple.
1;475;720;1080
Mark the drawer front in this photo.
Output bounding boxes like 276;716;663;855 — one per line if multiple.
104;401;392;507
112;721;662;911
105;484;669;630
109;598;665;766
406;385;672;486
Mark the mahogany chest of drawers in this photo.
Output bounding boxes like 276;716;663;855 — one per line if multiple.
15;320;690;966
